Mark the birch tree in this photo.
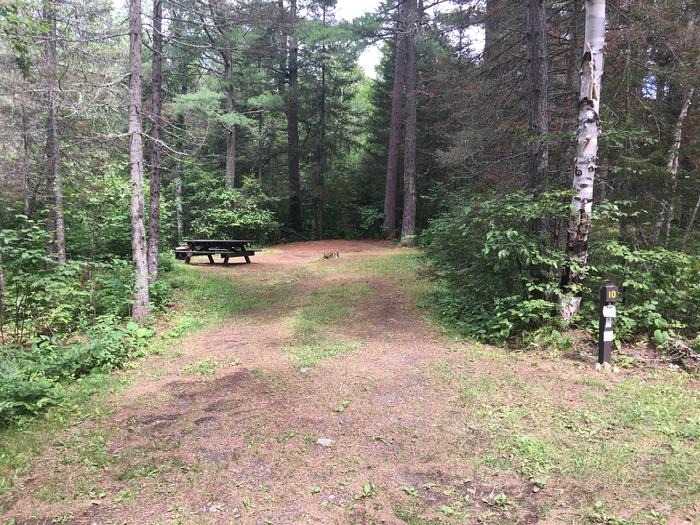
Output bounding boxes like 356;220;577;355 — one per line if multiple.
655;88;694;245
382;1;407;240
560;0;606;322
128;0;150;319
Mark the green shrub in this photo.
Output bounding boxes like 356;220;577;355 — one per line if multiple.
186;175;278;242
421;192;700;346
0;218;171;344
0;319;153;423
420;191;569;342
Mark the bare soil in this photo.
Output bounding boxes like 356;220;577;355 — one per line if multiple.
1;241;697;525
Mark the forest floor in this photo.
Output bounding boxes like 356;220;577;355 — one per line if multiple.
1;240;700;525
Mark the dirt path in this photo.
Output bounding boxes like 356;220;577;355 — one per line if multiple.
2;241;698;524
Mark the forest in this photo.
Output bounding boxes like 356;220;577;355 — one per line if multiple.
1;0;700;522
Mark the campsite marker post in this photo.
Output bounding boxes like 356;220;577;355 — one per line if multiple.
598;283;618;369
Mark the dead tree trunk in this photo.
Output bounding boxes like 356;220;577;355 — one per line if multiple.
128;0;150;319
148;0;163;283
400;0;418;245
382;1;407;240
560;0;606;322
526;0;548;190
286;0;302;232
657;88;694;245
44;0;65;264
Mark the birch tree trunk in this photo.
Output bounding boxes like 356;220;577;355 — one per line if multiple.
128;0;150;320
560;0;606;322
400;0;418;245
660;88;694;245
526;0;548;190
382;1;407;240
286;0;302;232
147;0;162;283
45;0;66;264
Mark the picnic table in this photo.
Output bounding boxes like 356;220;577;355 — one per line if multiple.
174;239;256;265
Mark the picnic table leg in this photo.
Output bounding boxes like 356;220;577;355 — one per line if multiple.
223;256;229;265
185;251;192;264
207;254;215;264
244;253;251;264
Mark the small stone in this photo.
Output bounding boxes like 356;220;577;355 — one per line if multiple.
316;438;335;447
299;367;310;374
595;362;612;372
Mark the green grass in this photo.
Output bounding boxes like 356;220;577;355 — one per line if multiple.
0;372;129;506
286;339;362;368
283;279;371;367
435;348;700;521
180;357;221;376
166;262;299;323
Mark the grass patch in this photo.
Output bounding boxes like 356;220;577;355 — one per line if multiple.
0;372;129;506
437;350;700;519
180;357;221;376
286;339;362;368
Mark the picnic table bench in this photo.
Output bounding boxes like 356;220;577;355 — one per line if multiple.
174;239;256;265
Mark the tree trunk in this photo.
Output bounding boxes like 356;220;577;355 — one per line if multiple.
683;187;700;245
560;0;606;322
400;0;418;245
223;49;236;189
484;0;505;63
21;105;31;215
128;0;150;320
526;0;548;190
315;4;327;240
207;0;236;189
286;0;302;232
148;0;162;283
382;1;407;240
45;0;65;264
659;88;694;245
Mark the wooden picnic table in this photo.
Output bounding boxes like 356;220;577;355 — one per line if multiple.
174;239;256;265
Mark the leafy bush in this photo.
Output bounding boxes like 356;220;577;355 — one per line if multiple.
421;192;700;346
420;191;569;342
0;217;171;422
0;319;153;422
184;171;278;242
0;218;171;344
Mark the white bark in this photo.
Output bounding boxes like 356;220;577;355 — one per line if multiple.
658;88;694;245
560;0;606;322
128;0;150;319
175;175;184;242
684;189;700;245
